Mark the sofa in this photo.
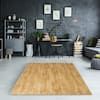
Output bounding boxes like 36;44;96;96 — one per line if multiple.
84;39;100;59
84;47;100;59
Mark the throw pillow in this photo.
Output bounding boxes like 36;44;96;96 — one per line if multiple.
95;54;100;59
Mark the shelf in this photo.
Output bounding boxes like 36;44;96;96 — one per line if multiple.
6;32;25;34
5;18;26;56
6;20;25;22
6;38;24;40
7;28;23;30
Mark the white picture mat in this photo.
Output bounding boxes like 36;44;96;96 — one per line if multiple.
64;7;72;17
44;4;51;14
36;20;43;29
53;10;60;20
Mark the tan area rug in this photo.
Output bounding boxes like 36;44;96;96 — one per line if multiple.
12;63;91;95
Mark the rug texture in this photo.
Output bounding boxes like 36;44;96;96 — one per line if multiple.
12;63;91;95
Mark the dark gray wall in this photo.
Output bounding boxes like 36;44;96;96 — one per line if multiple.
97;0;100;38
0;0;100;40
0;0;2;37
0;0;1;16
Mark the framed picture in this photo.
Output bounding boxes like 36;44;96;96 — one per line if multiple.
36;19;43;29
44;4;51;14
53;10;60;20
64;7;72;17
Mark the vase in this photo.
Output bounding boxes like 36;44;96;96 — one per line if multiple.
37;37;40;41
8;16;11;20
26;44;33;57
13;14;16;20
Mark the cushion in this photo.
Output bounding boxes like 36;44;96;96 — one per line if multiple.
87;37;97;47
95;54;100;59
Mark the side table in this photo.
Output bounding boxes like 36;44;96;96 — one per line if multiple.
74;41;83;56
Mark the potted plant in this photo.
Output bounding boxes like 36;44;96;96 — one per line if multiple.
32;31;43;41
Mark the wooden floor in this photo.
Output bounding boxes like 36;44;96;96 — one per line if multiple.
12;63;91;95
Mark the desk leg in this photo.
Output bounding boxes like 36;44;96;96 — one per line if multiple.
38;45;40;56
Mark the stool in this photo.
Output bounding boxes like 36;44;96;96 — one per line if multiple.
91;58;100;70
6;49;13;59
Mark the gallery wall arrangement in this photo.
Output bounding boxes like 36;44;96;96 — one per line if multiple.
36;4;72;29
0;0;100;41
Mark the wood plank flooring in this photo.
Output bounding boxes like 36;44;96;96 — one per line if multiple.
12;63;91;95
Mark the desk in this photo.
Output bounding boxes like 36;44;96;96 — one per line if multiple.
38;39;74;56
